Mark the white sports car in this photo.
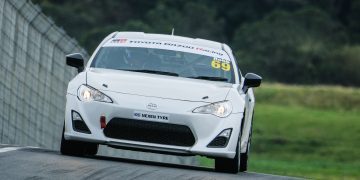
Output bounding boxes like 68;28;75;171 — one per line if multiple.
61;32;262;173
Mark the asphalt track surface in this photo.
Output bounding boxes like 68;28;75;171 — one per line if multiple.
0;144;302;180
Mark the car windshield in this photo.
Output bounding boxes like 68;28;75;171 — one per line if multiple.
90;47;234;83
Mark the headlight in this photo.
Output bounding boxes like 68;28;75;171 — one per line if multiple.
77;85;113;103
193;101;232;118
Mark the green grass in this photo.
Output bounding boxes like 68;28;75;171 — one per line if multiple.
255;83;360;111
198;84;360;179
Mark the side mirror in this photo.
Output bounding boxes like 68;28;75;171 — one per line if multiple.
242;73;262;93
66;53;85;73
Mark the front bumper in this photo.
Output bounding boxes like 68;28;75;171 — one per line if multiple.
64;92;243;158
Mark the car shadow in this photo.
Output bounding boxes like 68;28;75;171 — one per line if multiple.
22;147;225;174
88;154;215;173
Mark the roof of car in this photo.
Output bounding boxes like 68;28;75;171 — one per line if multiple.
112;32;224;50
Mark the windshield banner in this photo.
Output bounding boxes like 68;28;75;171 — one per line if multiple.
105;38;231;61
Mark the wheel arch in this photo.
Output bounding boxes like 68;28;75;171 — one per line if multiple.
240;88;255;153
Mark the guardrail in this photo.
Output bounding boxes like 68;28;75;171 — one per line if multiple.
0;0;86;149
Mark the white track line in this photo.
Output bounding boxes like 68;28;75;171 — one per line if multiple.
0;147;21;153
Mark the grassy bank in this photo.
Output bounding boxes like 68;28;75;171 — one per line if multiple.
199;84;360;179
255;83;360;111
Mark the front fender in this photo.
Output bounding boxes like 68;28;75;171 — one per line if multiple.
226;87;246;114
66;72;86;95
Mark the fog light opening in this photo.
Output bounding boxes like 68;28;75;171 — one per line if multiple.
207;128;232;148
71;110;91;134
218;129;232;138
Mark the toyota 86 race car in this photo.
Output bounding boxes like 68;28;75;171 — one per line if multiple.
61;32;262;173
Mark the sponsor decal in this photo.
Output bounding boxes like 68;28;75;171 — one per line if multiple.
109;39;226;57
211;58;231;71
112;39;127;43
195;47;223;56
129;40;162;45
133;111;169;121
163;42;195;50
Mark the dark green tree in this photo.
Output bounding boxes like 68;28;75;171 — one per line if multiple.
31;0;360;86
233;7;347;84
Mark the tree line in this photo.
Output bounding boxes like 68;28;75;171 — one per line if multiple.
33;0;360;86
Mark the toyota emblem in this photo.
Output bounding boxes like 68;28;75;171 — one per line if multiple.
146;103;158;110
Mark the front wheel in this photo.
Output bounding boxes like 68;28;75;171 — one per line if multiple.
239;152;248;172
240;113;254;172
214;141;240;173
60;125;98;156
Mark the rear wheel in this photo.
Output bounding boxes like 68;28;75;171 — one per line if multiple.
60;124;98;156
214;140;240;173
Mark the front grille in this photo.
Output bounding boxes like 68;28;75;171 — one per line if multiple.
103;118;196;147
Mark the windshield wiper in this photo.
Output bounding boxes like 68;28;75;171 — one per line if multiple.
118;69;179;77
187;76;228;82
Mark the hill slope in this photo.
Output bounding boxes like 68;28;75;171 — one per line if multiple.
200;84;360;179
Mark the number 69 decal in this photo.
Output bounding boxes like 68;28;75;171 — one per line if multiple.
211;59;231;71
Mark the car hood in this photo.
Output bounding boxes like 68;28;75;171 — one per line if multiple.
86;69;232;102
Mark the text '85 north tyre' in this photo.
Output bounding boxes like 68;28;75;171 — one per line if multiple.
60;125;99;156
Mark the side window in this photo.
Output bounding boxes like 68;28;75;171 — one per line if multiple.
233;56;242;84
238;68;242;84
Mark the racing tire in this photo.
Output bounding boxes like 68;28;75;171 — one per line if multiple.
240;112;254;172
214;140;240;173
239;136;251;172
239;152;248;172
60;125;98;156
